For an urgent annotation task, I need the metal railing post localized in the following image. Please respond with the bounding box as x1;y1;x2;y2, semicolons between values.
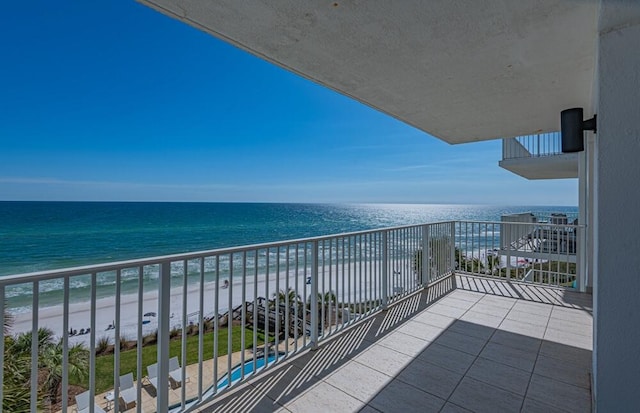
157;262;171;413
577;225;587;292
0;286;4;408
310;241;319;350
31;281;39;413
381;231;388;309
505;224;512;280
422;225;430;286
450;222;456;276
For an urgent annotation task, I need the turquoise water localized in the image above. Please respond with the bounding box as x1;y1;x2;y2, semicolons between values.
0;201;577;276
216;353;279;389
0;202;577;310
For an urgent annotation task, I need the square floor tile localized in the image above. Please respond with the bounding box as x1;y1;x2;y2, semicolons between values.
427;303;468;318
543;328;592;350
439;297;477;310
550;307;592;326
433;330;488;356
479;342;537;372
460;310;504;328
397;358;463;400
376;330;430;357
533;355;591;389
368;379;445;413
440;402;473;413
538;340;591;368
511;301;553;317
416;343;476;375
505;310;550;327
470;303;511;318
546;317;592;337
499;319;546;339
285;381;365;413
489;329;542;353
326;361;393;402
467;357;531;395
526;374;591;413
477;295;517;309
411;310;456;329
449;377;523;413
353;344;413;377
397;320;446;342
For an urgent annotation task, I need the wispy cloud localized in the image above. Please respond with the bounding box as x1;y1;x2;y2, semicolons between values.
385;164;437;172
0;177;238;191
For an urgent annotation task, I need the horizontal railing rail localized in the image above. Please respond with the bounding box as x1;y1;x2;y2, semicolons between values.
502;132;563;160
0;222;456;413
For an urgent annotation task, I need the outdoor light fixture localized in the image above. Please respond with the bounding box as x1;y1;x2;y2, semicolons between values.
561;108;597;153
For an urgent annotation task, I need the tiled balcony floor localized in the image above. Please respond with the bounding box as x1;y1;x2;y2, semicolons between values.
197;275;593;413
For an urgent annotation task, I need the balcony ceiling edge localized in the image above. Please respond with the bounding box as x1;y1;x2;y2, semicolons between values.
139;0;598;144
499;155;579;180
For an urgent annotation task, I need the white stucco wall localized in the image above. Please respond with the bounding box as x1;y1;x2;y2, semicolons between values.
594;0;640;409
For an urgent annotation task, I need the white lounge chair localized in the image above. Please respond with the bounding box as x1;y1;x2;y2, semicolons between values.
168;356;189;388
75;390;106;413
146;363;159;391
118;372;137;410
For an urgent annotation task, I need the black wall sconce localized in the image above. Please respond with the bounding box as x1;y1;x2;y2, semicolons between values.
561;108;597;153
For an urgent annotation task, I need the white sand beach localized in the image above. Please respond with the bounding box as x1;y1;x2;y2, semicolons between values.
11;261;417;346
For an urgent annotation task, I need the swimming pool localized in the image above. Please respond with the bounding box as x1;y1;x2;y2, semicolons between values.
169;353;283;412
216;353;280;389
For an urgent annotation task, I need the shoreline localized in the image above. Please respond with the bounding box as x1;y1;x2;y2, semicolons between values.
10;262;404;346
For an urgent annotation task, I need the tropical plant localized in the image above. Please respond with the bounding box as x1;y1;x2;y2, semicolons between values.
319;291;336;306
96;336;111;355
486;254;500;275
3;303;13;335
39;339;89;405
11;326;56;355
454;248;485;273
413;236;454;280
169;327;181;339
8;326;90;408
274;288;302;306
142;330;158;345
2;363;32;413
119;334;133;351
306;291;338;328
2;308;41;412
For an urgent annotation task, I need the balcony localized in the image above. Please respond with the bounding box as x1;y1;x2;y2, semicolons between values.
0;221;590;413
499;133;578;180
199;275;592;413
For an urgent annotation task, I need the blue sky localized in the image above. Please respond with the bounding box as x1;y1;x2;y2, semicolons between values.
0;2;577;205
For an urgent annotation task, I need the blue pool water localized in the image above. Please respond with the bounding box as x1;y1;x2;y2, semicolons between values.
216;353;279;389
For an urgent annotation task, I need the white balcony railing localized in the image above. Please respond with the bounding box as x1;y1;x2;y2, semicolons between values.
0;220;581;413
502;132;563;160
455;220;581;288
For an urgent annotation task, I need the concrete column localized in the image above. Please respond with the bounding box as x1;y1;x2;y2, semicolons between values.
594;1;640;410
578;137;587;292
586;134;596;291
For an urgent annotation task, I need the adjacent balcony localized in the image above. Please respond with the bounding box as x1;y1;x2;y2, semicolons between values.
499;133;579;180
0;220;591;413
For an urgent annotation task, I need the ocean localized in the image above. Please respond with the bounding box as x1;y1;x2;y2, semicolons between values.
0;202;577;310
1;202;578;275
